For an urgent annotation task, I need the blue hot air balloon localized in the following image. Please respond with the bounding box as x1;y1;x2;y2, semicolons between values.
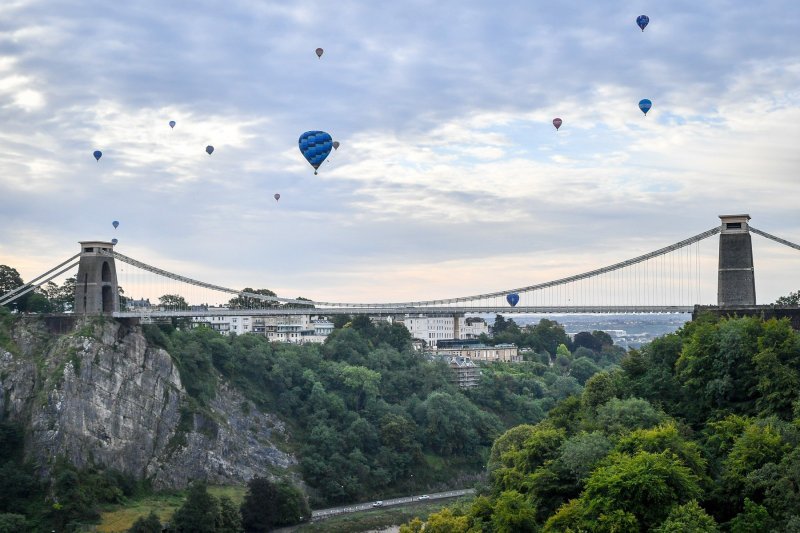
506;293;520;307
169;120;176;129
93;150;102;161
111;238;118;245
636;15;649;32
112;220;119;229
298;131;333;174
638;99;652;116
206;145;214;155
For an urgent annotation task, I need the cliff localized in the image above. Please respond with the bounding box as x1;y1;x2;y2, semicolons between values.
0;316;295;488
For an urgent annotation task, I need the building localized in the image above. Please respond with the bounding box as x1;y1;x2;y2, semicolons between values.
435;340;520;363
191;310;334;344
193;314;254;335
398;314;489;348
447;356;480;389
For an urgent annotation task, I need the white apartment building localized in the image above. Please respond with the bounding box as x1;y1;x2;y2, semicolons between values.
192;310;334;344
192;314;254;335
437;342;520;363
398;314;489;348
253;315;334;344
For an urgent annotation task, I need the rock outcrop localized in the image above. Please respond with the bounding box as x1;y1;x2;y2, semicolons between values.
0;316;295;489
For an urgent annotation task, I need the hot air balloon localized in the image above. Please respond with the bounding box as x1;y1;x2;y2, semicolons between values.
206;145;214;155
636;15;649;32
638;99;652;116
111;238;118;245
298;131;333;174
553;118;563;131
274;193;280;202
315;47;324;58
332;141;340;150
93;150;102;161
506;293;520;307
169;120;176;129
112;220;119;229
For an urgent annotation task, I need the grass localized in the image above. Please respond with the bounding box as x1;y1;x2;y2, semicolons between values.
97;485;248;533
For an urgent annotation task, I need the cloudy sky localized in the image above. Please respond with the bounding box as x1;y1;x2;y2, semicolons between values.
1;0;798;304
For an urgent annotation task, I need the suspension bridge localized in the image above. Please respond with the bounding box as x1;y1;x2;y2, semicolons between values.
1;214;798;318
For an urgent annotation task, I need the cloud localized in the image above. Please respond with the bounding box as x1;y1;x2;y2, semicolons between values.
1;0;798;305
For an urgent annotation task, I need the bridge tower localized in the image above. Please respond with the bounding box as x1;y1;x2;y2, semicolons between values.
73;241;120;314
718;214;756;306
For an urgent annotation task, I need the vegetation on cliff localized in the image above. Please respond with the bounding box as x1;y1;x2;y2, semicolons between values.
401;314;800;532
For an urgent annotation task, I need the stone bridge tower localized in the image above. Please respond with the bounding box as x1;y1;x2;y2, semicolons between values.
73;241;119;314
718;214;756;307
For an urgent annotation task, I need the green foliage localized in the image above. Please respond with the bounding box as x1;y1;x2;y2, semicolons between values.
729;498;771;533
170;482;221;533
240;476;309;531
490;490;537;532
775;289;800;305
580;451;703;530
655;500;719;532
218;496;244;533
128;511;163;533
413;315;800;532
555;431;613;483
593;397;666;435
0;514;26;533
615;423;707;479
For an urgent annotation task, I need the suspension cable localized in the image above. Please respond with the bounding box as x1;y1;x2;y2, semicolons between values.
749;226;800;251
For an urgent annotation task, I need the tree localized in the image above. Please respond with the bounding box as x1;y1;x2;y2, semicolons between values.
729;498;771;533
0;265;27;310
218;496;243;533
573;331;603;352
240;476;308;532
170;482;220;533
50;276;76;312
491;490;537;532
228;288;277;309
580;451;703;531
0;514;26;533
159;294;188;309
128;511;163;532
655;501;719;532
775;290;800;305
593;397;666;435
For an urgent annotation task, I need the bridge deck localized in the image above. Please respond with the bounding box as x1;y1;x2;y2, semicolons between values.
113;305;696;318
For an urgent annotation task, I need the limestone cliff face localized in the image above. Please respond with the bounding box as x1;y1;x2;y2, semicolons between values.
0;317;295;488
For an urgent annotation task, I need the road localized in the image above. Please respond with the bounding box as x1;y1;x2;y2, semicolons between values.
311;488;476;521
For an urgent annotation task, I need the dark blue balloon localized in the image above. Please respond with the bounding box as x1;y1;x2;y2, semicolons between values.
93;150;102;161
298;131;333;174
506;293;520;307
112;220;119;229
169;120;176;129
636;15;649;31
111;238;118;245
638;99;652;115
206;145;214;155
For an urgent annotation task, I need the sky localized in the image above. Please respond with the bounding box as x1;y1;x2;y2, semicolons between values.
1;0;798;305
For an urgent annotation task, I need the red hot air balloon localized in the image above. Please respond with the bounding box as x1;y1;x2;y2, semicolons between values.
553;118;563;131
315;48;324;58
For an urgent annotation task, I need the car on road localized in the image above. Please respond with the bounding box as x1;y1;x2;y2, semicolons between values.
372;501;383;507
417;495;430;500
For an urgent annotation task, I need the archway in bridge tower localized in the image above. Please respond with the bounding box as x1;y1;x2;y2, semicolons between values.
101;261;111;282
102;285;114;313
